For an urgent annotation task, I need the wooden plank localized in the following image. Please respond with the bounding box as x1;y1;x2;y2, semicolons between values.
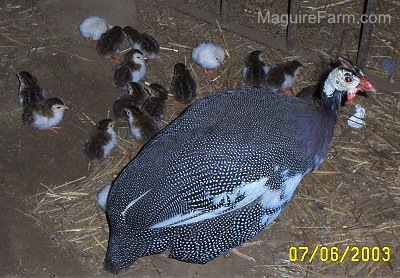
219;0;230;22
165;0;398;92
356;0;378;70
169;0;287;51
287;0;300;51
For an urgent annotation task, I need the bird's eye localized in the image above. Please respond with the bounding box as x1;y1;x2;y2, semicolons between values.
345;76;353;83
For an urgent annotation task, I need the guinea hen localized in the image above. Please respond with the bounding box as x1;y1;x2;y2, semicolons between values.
100;59;375;273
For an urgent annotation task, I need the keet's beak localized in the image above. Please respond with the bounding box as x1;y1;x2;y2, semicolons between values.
64;105;69;110
356;76;376;93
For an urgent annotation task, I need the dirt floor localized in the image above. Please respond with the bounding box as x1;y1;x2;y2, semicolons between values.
0;0;399;277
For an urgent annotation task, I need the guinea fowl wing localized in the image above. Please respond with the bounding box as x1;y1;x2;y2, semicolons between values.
105;88;331;271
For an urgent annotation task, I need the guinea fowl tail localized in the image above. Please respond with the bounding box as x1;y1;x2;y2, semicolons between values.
103;227;171;274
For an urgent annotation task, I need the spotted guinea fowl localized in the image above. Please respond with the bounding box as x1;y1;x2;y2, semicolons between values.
101;59;375;273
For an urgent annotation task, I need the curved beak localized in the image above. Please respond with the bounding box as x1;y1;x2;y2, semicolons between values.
356;76;376;93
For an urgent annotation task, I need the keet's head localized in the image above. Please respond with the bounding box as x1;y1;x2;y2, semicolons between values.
47;97;68;113
324;58;375;102
133;49;146;64
126;49;145;64
123;105;141;122
288;61;303;78
247;50;264;63
174;63;189;75
96;118;115;133
214;48;225;66
127;82;149;98
144;83;167;97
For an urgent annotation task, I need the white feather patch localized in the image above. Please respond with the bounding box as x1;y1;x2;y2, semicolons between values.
102;130;117;158
279;173;303;203
32;110;64;130
347;104;366;129
97;184;111;211
121;189;152;221
79;16;110;40
281;73;299;90
259;173;303;226
242;66;248;79
131;63;146;83
263;65;270;75
192;42;225;69
151;177;269;229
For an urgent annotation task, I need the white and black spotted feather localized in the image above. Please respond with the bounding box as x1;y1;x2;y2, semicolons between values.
103;62;374;273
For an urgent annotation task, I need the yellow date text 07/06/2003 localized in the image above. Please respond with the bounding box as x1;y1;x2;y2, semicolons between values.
288;246;391;263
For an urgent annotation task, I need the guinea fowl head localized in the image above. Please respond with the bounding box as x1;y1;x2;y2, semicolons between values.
246;50;264;64
96;118;115;133
47;97;68;113
123;105;143;124
127;82;149;99
131;49;145;64
323;58;375;104
288;60;303;79
174;63;190;76
145;83;168;98
124;49;145;64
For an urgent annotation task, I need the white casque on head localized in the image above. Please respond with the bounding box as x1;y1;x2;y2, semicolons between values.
323;68;360;98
